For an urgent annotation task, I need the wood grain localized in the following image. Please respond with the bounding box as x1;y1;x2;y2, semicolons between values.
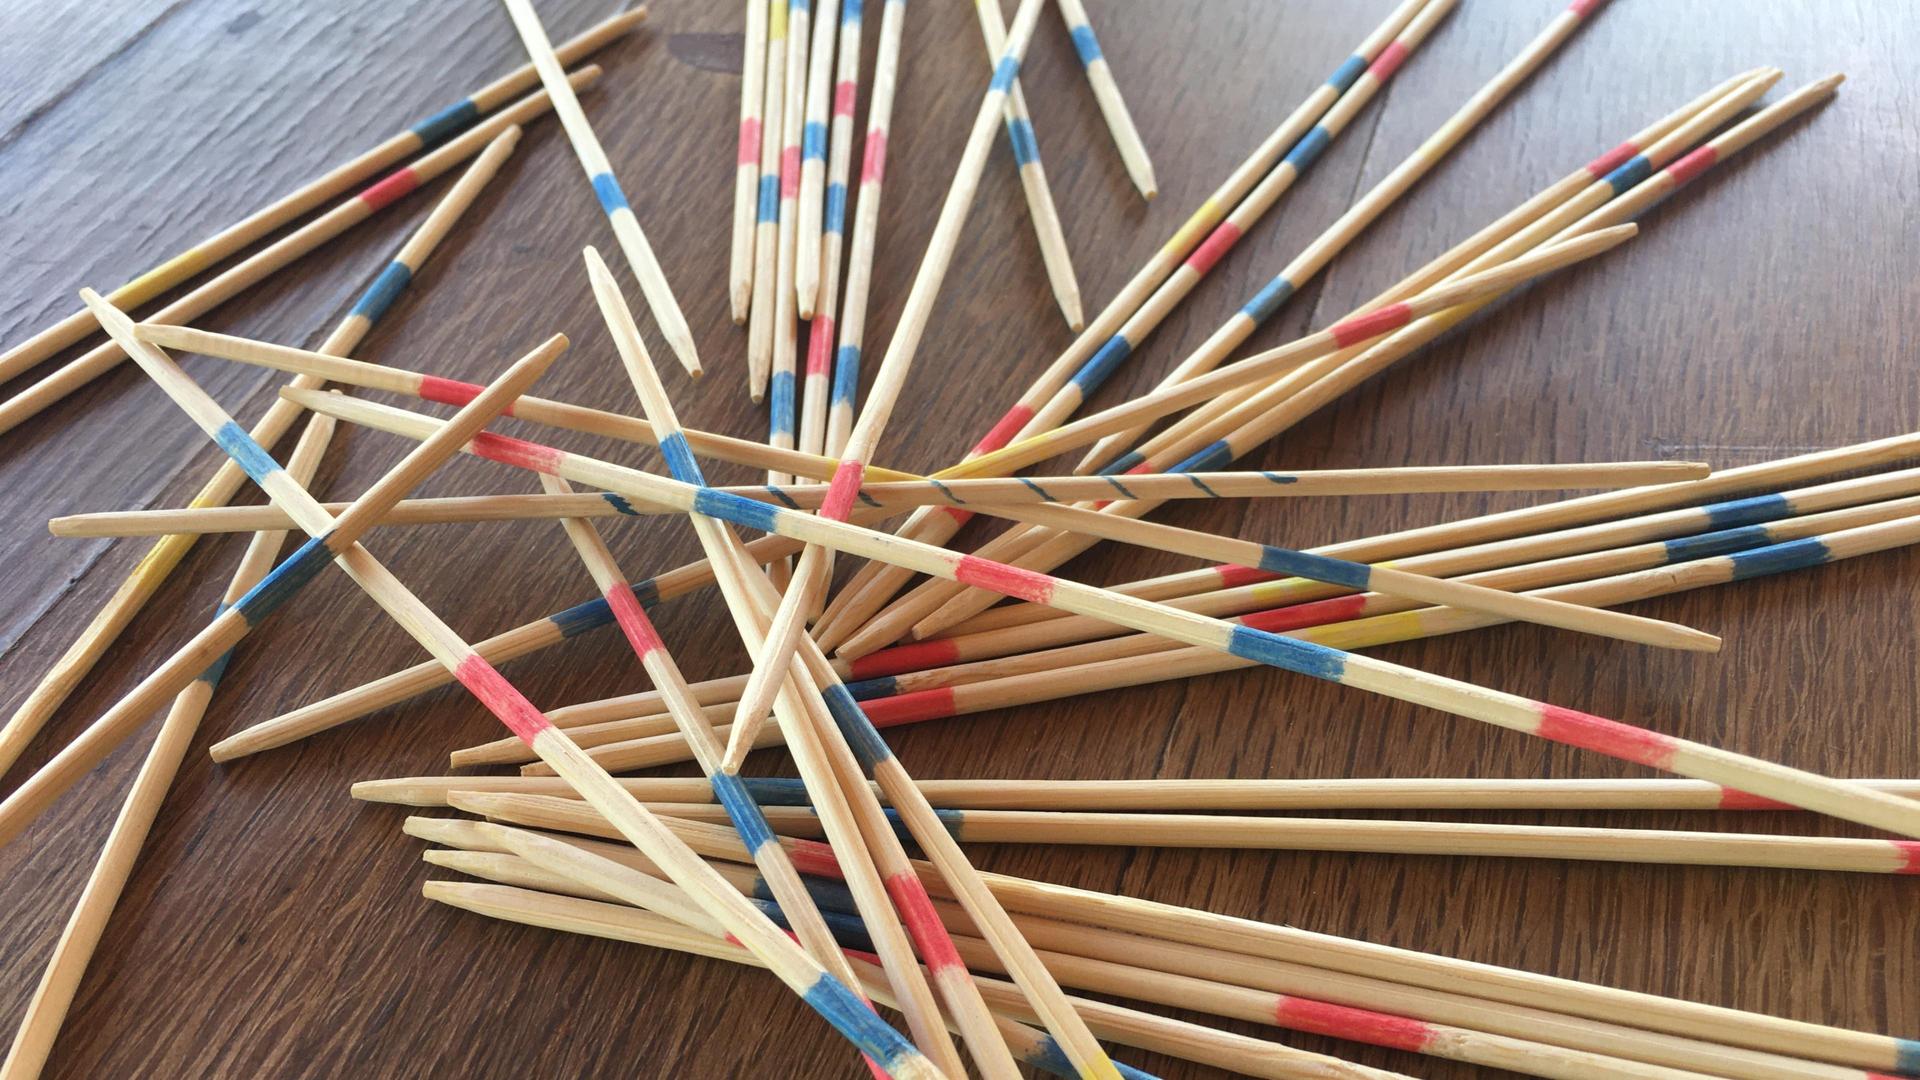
1;1;1916;1076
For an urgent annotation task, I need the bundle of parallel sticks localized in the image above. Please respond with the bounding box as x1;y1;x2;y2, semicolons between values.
1;0;1914;1077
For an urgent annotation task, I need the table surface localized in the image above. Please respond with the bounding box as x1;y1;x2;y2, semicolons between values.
2;1;1916;1076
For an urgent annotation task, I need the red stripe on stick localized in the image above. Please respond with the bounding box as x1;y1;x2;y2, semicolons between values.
781;147;803;197
1329;303;1412;348
861;687;958;727
805;317;835;375
1665;145;1719;187
884;871;967;972
1183;222;1242;277
973;404;1035;455
1584;140;1638;178
1367;41;1410;82
357;169;421;212
1535;705;1679;770
453;654;553;745
954;556;1055;604
470;431;566;474
833;80;857;117
787;839;845;880
1239;593;1369;633
605;584;664;657
860;131;888;184
1895;842;1920;874
1273;997;1434;1052
1213;564;1280;589
738;119;762;165
1717;788;1794;811
821;461;866;521
420;374;517;416
847;638;963;680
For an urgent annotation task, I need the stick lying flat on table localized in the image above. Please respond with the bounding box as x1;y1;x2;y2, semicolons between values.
0;126;530;780
499;0;699;376
0;8;642;384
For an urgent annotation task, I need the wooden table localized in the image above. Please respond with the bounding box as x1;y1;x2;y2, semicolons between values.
2;2;1915;1076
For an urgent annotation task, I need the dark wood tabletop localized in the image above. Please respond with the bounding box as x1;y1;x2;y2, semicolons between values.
2;1;1916;1076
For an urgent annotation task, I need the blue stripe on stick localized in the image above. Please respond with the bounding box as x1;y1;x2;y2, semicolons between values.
1282;126;1333;173
821;683;892;771
710;772;777;853
213;421;284;484
1660;523;1773;564
230;534;336;625
1726;537;1833;581
1004;117;1039;167
693;487;783;534
841;0;862;21
549;580;652;640
1225;625;1348;682
1892;1036;1920;1074
1601;154;1654;196
1700;492;1792;529
589;172;630;216
769;371;796;438
990;56;1020;94
1326;54;1368;91
1097;450;1145;476
741;777;814;805
1239;276;1295;323
348;261;413;324
1255;547;1373;589
600;492;642;516
798;973;917;1067
845;675;898;700
1070;336;1133;395
824;182;848;235
408;99;480;149
832;345;861;406
803;121;828;162
1172;440;1233;475
656;432;707;486
757;899;876;953
1068;25;1103;67
757;175;781;222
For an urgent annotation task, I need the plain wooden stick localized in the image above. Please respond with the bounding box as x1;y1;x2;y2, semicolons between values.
0;129;523;781
0;9;642;382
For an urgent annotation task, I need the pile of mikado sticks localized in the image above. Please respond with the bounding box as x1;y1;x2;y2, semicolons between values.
2;0;1915;1078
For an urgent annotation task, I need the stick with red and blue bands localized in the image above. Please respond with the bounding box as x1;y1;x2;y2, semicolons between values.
825;0;907;457
899;71;1799;652
0;10;641;385
586;248;987;1078
0;71;587;439
1054;0;1154;200
767;0;814;481
843;472;1920;682
234;421;1920;767
794;0;842;319
0;128;525;780
971;0;1083;329
500;0;700;377
798;0;866;460
535;473;902;1080
748;0;791;399
101;295;947;1080
317;391;1918;841
1012;0;1453;444
724;0;1055;770
0;297;563;849
809;0;1429;652
1103;66;1785;479
731;0;771;322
